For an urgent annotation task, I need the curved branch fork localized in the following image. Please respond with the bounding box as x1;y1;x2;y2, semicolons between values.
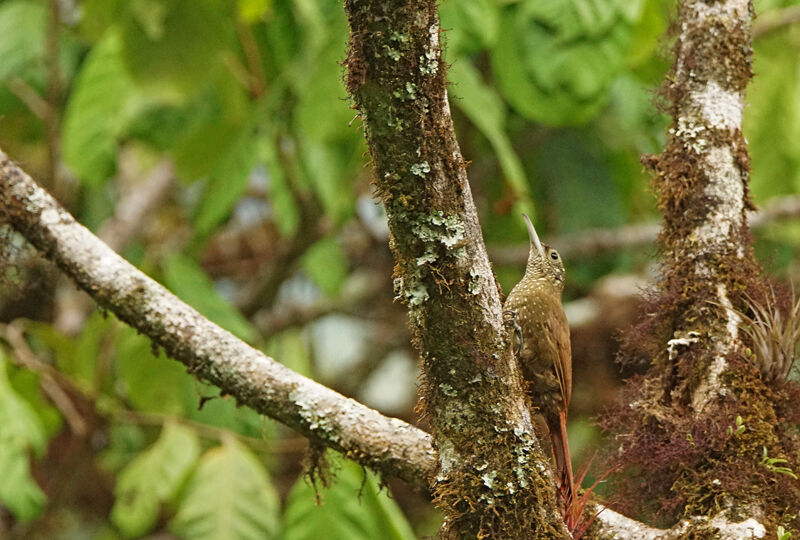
0;150;434;487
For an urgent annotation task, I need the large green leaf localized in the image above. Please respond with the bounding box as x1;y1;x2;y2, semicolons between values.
186;391;272;440
491;0;644;126
298;137;357;224
170;440;280;540
115;325;197;416
170;72;252;181
282;453;416;540
263;137;300;237
162;254;257;342
0;355;47;456
120;0;233;104
72;311;115;391
439;0;499;56
448;60;532;215
0;353;47;522
111;421;201;538
0;443;46;523
62;29;132;186
301;237;349;297
8;368;62;439
194;127;258;236
294;33;353;144
747;29;800;199
0;0;46;82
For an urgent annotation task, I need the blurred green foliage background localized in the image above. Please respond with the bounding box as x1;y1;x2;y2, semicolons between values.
1;0;799;537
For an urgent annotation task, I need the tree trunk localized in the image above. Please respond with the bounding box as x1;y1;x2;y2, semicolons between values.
608;0;800;533
343;0;567;537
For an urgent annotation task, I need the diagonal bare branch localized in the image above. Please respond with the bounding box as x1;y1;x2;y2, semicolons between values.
0;149;435;488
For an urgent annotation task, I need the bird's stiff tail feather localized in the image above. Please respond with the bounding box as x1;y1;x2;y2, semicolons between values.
548;408;574;506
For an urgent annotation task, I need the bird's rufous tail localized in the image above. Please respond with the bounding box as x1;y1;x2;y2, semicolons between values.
548;408;574;506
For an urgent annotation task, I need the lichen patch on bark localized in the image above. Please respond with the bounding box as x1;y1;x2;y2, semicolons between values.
343;0;566;535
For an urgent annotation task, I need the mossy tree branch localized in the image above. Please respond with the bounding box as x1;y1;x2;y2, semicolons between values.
343;0;566;537
610;0;800;532
645;0;759;412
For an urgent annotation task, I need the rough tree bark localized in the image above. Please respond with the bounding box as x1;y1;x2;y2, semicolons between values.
607;0;800;535
343;0;566;537
2;0;797;536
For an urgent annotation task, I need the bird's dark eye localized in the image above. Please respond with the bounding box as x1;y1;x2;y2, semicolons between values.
550;252;559;260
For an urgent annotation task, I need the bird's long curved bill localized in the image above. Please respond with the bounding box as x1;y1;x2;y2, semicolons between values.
522;213;545;259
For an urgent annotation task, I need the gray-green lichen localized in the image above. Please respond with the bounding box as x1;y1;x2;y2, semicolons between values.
412;210;465;248
410;161;430;176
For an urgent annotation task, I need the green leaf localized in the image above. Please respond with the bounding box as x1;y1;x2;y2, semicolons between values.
238;0;273;23
115;325;197;416
491;0;639;126
187;391;272;439
62;29;132;186
747;31;800;199
301;237;348;297
448;61;530;210
0;443;46;522
264;329;312;378
0;0;46;82
170;72;252;181
0;354;47;456
282;453;415;540
162;254;257;342
194;128;258;236
298;138;356;223
112;421;201;538
263;138;300;237
294;35;354;144
0;353;47;522
71;310;116;391
97;422;147;474
439;0;499;56
120;0;233;104
29;311;115;394
8;369;62;438
170;440;280;540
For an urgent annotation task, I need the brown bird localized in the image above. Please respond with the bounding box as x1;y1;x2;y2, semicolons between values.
503;214;574;505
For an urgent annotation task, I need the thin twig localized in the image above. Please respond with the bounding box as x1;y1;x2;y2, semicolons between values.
44;0;64;199
4;77;49;119
754;5;800;38
491;195;800;265
116;409;308;454
2;322;88;436
236;18;268;99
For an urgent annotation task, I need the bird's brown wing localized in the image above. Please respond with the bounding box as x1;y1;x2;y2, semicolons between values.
543;298;572;411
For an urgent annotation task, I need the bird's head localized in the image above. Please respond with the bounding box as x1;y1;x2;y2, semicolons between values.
522;213;565;289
